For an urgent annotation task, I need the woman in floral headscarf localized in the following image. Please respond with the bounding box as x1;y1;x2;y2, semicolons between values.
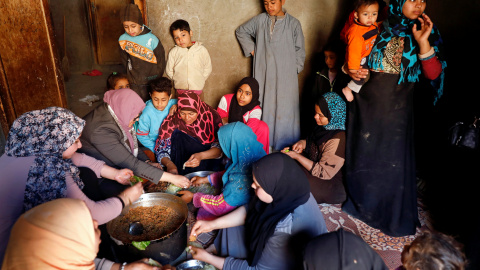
0;107;144;263
342;0;446;237
282;92;347;204
154;91;224;175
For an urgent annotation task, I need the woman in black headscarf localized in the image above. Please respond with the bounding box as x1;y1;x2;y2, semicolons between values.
303;228;388;270
217;77;270;153
188;153;328;270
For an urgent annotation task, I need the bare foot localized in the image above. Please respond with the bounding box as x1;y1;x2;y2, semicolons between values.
342;87;354;102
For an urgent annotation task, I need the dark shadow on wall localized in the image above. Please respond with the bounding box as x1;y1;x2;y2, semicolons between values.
299;0;351;138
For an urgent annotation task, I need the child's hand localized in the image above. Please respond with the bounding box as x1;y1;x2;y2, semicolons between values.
178;190;194;204
169;105;178;116
251;50;255;56
191;176;209;186
345;64;368;81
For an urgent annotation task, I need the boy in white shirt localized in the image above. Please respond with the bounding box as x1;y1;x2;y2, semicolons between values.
165;19;212;98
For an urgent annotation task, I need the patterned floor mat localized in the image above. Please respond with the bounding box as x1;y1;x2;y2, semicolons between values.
319;201;431;269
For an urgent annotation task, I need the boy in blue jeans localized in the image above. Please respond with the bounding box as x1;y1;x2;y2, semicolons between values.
235;0;305;151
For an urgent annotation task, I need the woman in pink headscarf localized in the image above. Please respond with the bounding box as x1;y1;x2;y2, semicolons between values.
80;88;190;199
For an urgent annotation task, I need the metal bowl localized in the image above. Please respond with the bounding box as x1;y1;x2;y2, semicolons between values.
184;171;216;180
176;259;206;270
106;192;188;265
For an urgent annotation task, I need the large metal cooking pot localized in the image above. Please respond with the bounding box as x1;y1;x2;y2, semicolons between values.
106;192;188;265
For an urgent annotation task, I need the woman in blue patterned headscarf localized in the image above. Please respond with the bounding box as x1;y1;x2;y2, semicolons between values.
179;122;266;220
343;0;445;237
282;92;347;204
368;0;446;104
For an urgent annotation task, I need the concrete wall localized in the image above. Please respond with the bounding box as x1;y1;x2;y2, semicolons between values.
146;0;350;106
47;0;480;117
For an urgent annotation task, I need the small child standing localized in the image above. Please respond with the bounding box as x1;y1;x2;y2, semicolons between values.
165;19;212;98
119;3;166;102
106;72;130;90
341;0;380;102
136;77;178;153
235;0;305;151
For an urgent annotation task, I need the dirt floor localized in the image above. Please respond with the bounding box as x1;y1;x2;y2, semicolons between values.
65;64;124;118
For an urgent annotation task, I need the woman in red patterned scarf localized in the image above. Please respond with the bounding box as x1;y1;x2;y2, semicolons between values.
154;91;224;175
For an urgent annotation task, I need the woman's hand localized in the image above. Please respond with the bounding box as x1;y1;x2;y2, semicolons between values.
190;220;215;238
188;246;225;269
292;140;306;153
119;182;144;206
178;190;194;204
191;176;209;186
168;105;178;116
114;169;134;185
163;173;191;189
413;13;433;54
185;153;203;168
281;148;300;160
189;246;210;262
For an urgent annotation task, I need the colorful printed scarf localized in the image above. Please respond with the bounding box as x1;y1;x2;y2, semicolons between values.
5;107;85;211
368;0;446;104
307;92;346;155
217;122;266;206
156;91;222;145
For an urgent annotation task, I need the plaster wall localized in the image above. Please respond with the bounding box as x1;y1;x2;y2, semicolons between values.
145;0;349;106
